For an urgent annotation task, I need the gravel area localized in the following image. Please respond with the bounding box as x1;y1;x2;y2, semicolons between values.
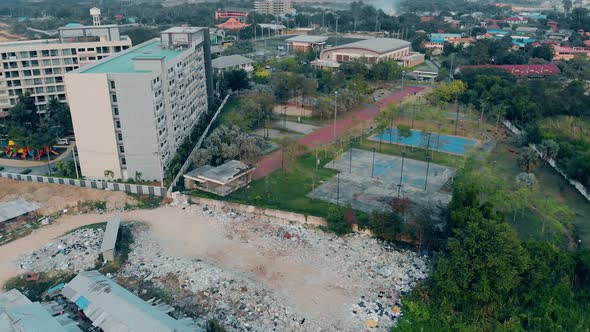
9;203;428;331
120;203;428;331
17;228;103;273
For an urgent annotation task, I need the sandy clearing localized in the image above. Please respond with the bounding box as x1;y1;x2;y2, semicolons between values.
0;207;354;321
0;178;135;215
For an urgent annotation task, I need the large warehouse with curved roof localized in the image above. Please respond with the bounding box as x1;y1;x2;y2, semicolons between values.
312;37;424;68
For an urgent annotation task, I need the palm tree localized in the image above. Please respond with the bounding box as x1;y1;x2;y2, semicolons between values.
491;104;508;133
104;170;114;179
538;139;559;164
517;147;540;172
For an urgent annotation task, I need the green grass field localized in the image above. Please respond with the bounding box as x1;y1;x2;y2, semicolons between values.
190;153;370;224
490;140;590;250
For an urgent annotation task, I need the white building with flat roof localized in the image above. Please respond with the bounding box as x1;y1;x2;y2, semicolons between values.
254;0;295;15
0;24;131;112
65;27;213;182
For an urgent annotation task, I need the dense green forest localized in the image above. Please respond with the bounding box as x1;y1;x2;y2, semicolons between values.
394;156;590;331
456;67;590;189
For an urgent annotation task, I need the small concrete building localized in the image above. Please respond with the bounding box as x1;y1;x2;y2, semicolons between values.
62;270;202;332
211;54;254;75
100;216;120;262
184;160;254;196
285;35;328;52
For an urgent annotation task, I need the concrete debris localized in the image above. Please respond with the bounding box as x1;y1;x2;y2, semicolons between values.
119;202;428;331
18;228;103;273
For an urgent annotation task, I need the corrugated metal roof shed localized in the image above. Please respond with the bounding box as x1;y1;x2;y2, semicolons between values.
0;199;41;223
63;271;203;332
0;289;82;332
100;216;121;253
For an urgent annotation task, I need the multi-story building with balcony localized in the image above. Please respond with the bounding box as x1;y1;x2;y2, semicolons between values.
64;27;213;182
254;0;295;16
0;24;131;112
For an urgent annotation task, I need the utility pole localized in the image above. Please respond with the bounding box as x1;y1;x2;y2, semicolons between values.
371;148;376;178
398;151;406;198
72;145;80;179
336;172;340;205
333;91;338;139
424;134;432;191
450;53;455;80
454;96;460;135
349;141;353;173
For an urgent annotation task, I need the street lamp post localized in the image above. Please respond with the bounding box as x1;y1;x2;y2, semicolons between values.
401;70;406;90
333;90;338;139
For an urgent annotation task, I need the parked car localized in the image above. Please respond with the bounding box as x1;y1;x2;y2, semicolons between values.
56;138;70;146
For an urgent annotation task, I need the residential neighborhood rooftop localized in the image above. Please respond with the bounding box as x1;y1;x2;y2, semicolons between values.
211;54;254;69
285;35;329;43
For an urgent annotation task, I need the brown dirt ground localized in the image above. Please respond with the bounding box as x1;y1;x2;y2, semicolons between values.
0;23;26;42
0;178;135;215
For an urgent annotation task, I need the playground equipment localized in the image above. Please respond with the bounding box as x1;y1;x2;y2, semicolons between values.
2;140;59;160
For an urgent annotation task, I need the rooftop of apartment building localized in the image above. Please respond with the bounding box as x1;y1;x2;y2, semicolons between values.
80;39;183;74
0;24;128;51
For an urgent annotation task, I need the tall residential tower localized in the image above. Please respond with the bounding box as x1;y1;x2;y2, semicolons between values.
0;24;131;112
65;27;213;182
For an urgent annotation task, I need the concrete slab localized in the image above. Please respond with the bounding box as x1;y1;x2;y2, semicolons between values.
272;121;319;135
308;149;454;214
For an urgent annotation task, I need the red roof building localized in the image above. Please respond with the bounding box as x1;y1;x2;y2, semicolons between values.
215;17;250;30
459;64;560;77
506;16;529;24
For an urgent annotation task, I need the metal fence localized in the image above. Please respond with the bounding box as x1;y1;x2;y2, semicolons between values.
167;94;230;193
503;120;590;202
0;172;166;197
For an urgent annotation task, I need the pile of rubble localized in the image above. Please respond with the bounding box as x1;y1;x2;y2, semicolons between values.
120;203;428;331
18;228;103;273
121;230;324;331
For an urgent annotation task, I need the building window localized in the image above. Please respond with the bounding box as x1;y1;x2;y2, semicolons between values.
118;133;123;141
111;94;117;103
110;81;116;89
113;107;119;116
116;121;121;128
119;145;125;153
121;157;126;165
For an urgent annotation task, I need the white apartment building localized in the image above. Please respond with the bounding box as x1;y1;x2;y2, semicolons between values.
254;0;295;15
0;24;131;112
65;27;213;182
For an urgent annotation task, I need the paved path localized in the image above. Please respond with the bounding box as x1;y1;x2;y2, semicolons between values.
252;86;427;179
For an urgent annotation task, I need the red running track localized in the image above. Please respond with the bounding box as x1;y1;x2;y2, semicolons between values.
252;86;427;179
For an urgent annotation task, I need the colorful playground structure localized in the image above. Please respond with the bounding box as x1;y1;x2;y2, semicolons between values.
0;140;59;160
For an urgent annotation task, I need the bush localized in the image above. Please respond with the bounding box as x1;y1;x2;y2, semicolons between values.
326;205;353;235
